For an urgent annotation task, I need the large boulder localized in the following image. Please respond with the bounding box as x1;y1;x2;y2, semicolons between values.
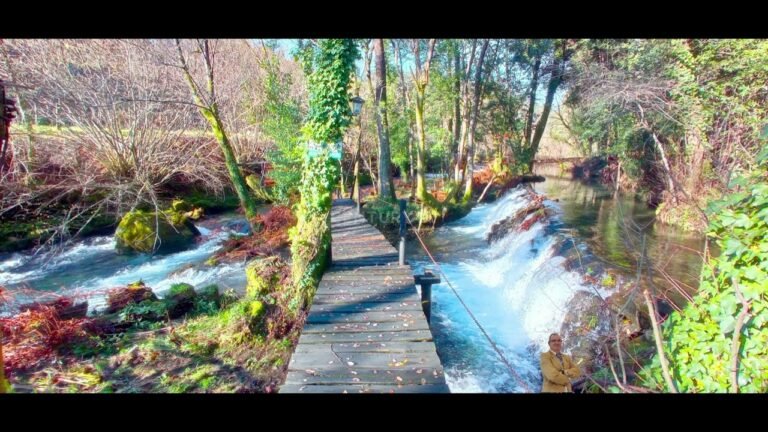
115;209;199;254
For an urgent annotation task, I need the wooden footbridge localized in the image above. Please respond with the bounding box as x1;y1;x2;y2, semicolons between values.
280;199;449;393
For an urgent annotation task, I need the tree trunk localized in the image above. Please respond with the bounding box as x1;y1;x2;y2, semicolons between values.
528;56;563;173
411;39;436;203
686;107;708;192
205;110;261;227
455;40;477;186
414;89;428;202
452;45;462;182
175;40;260;232
0;80;9;174
364;153;378;196
373;39;396;202
391;40;416;198
524;55;542;148
463;39;490;203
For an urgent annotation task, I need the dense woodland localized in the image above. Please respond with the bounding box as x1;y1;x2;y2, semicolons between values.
0;39;766;393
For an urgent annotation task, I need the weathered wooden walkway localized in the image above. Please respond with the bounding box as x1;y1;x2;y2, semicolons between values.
280;199;449;393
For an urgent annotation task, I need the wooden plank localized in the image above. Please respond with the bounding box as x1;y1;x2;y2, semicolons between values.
288;350;443;369
312;292;422;304
279;383;450;393
298;330;433;344
293;341;437;354
284;367;445;386
306;310;422;324
315;286;417;296
302;319;429;333
310;301;422;313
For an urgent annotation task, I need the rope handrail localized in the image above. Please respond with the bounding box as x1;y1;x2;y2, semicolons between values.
397;205;534;393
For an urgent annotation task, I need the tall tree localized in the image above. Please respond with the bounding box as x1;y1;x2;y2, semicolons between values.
462;39;491;202
175;39;261;232
391;39;415;195
528;40;569;172
410;39;437;203
454;40;477;186
373;39;396;201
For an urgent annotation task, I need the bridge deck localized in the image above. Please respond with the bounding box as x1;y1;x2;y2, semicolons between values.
280;199;449;393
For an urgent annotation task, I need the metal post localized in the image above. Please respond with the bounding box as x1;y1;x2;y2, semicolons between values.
398;199;406;265
421;282;432;323
414;270;440;324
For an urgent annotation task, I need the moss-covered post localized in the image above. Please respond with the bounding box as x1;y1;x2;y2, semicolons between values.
290;39;359;314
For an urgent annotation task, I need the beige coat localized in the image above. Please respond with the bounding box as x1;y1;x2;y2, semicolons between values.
540;350;581;393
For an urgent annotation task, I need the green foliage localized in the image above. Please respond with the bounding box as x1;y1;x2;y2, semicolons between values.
118;300;170;324
567;39;768;196
302;39;360;144
256;55;305;205
640;146;768;392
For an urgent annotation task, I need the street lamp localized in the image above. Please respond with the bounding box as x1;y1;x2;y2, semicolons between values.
350;96;364;117
349;96;364;212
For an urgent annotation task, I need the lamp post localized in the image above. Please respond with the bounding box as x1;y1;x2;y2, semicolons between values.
350;96;364;117
350;96;364;212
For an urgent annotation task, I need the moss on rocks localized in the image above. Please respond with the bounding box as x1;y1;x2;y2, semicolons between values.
115;209;198;254
245;256;287;298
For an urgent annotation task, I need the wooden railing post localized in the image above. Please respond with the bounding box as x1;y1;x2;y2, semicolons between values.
398;199;406;265
414;270;440;324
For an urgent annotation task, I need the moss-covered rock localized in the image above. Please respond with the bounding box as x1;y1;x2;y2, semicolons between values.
114;209;198;254
164;283;197;318
245;256;287;298
106;284;159;314
171;199;204;220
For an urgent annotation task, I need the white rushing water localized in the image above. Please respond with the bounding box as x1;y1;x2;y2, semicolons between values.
408;186;599;393
0;214;251;312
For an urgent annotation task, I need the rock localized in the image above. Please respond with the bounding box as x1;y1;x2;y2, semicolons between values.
115;209;199;254
486;191;550;243
106;285;158;314
164;283;197;318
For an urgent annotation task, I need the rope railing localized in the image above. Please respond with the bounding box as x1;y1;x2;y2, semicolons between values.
371;198;535;393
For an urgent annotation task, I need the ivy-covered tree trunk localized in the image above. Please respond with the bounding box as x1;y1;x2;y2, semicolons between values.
204;110;260;226
291;39;358;314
